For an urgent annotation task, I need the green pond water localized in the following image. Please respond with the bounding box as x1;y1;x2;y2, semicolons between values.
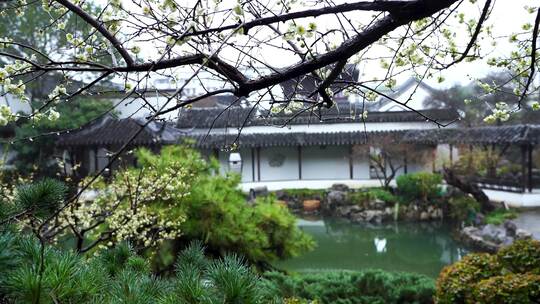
275;216;468;278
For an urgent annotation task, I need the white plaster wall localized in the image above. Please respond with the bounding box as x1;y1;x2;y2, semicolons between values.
352;146;371;179
435;144;452;170
386;156;406;177
301;146;350;180
406;146;435;173
259;146;299;181
239;148;254;182
484;189;540;208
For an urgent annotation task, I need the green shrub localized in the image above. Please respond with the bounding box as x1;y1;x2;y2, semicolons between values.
281;189;326;199
448;196;480;223
485;209;518;225
497;239;540;274
396;173;442;203
370;188;398;204
177;166;315;265
58;145;314;267
435;239;540;304
471;273;540;303
435;253;501;304
348;190;374;207
263;270;435;304
347;188;397;208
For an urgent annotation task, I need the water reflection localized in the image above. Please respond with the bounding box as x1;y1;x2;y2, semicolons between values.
275;216;468;278
374;237;387;253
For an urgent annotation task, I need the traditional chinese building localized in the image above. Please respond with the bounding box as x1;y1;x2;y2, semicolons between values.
55;73;540;207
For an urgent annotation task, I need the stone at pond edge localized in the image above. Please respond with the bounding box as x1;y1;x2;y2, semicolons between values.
516;228;533;240
459;226;500;253
249;186;268;200
351;210;387;224
481;224;507;244
504;220;517;237
369;199;386;210
330;183;349;191
336;205;363;218
459;220;534;253
325;189;349;212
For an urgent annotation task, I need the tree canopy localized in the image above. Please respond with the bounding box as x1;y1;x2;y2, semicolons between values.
0;0;538;130
0;0;539;224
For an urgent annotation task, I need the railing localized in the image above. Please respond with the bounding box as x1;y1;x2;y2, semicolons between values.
468;175;540;193
470;176;524;193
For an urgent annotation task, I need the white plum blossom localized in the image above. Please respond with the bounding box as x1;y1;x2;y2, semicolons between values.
48;109;60;121
484;102;511;123
56;154;194;251
48;85;67;102
362;110;368;120
0;105;13;126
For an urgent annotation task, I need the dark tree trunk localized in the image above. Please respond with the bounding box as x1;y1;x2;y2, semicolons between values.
443;167;497;213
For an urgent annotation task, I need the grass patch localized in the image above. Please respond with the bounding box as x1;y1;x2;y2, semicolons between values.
280;188;326;198
485;209;518;225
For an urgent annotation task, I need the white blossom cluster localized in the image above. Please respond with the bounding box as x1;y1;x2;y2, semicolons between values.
0;58;31;125
58;160;193;251
283;21;317;42
271;100;304;115
484;102;511;123
0;41;63;124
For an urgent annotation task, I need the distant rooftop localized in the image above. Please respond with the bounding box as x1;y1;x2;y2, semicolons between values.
57;116;540;149
176;107;459;129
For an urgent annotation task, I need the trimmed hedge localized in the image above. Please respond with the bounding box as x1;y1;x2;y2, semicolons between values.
497;239;540;274
262;269;435;304
348;188;398;207
472;273;540;303
281;189;326;199
396;173;442;203
435;254;502;303
435;239;540;304
369;188;398;204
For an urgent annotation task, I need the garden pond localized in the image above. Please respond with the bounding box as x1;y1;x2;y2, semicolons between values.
274;216;468;278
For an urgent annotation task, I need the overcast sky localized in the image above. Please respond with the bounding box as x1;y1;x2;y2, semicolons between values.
97;0;536;92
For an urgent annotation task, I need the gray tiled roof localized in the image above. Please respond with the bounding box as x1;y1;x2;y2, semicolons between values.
176;107;460;128
402;124;540;145
58;117;540;148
